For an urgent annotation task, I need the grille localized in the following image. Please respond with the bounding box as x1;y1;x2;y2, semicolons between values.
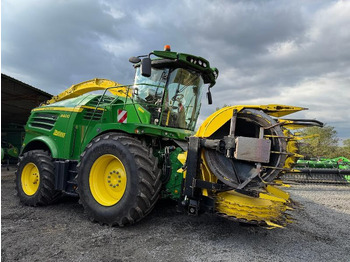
29;113;58;131
87;96;114;107
83;109;104;121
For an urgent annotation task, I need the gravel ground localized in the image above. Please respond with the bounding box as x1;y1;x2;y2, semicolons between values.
2;166;350;262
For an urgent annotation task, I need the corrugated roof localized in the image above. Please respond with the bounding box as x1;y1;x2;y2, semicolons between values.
1;74;53;125
1;74;52;97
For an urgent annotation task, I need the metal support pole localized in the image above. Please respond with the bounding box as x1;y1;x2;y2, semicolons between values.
226;109;238;158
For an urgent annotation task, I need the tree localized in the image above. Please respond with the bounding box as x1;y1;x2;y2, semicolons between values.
343;138;350;148
337;139;350;159
299;125;339;158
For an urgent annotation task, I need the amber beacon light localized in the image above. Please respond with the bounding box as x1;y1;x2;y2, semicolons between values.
164;45;171;51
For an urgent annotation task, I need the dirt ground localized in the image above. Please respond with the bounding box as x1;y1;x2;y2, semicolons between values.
2;166;350;262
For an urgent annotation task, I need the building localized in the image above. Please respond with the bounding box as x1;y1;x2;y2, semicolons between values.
1;74;52;162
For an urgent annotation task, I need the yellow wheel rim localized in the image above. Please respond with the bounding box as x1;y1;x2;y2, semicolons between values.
89;154;127;206
21;162;40;196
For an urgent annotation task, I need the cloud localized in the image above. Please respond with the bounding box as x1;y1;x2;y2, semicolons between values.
2;0;349;139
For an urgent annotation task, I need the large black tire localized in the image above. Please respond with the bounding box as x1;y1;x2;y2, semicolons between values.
77;133;161;226
15;150;60;206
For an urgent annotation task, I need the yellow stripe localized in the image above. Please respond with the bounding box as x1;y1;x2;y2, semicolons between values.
80;105;105;111
32;107;83;112
32;105;105;113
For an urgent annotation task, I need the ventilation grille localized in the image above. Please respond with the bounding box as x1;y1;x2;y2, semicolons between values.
87;96;114;107
83;109;104;121
29;113;58;131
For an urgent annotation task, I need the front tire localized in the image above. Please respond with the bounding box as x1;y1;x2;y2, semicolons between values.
16;150;60;206
77;133;161;226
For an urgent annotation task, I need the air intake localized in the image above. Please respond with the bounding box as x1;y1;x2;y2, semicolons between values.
83;108;104;121
29;113;58;131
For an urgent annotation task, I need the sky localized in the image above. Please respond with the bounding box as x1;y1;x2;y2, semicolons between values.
2;0;349;141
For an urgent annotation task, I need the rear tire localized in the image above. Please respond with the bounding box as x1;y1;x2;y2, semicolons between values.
16;150;60;206
77;133;161;226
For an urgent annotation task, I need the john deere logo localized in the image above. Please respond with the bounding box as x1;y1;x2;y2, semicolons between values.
53;129;66;138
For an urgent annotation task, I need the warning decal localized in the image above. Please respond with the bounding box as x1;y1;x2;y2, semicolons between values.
117;110;127;123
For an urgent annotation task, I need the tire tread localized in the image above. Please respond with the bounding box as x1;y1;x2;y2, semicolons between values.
78;132;161;226
15;150;61;206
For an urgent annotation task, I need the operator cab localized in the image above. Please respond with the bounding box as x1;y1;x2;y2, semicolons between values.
131;45;218;131
133;67;204;130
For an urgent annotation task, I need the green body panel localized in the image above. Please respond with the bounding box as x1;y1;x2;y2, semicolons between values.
163;147;184;199
1;146;19;160
22;133;59;157
22;94;193;160
126;103;151;124
6;147;19;158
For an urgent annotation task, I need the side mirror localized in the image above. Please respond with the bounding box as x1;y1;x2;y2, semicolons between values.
141;57;152;77
129;56;141;63
207;90;213;105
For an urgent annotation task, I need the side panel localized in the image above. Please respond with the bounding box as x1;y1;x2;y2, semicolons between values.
22;95;193;160
22;109;72;158
22;135;59;158
68;102;192;160
52;112;73;157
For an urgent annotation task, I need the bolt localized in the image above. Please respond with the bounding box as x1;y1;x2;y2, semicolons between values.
109;184;113;186
108;180;111;183
118;175;121;178
108;175;111;178
189;207;195;214
110;172;112;174
116;171;119;174
118;180;121;183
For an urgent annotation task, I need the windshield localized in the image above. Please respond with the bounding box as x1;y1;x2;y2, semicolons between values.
133;67;168;122
161;68;204;130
